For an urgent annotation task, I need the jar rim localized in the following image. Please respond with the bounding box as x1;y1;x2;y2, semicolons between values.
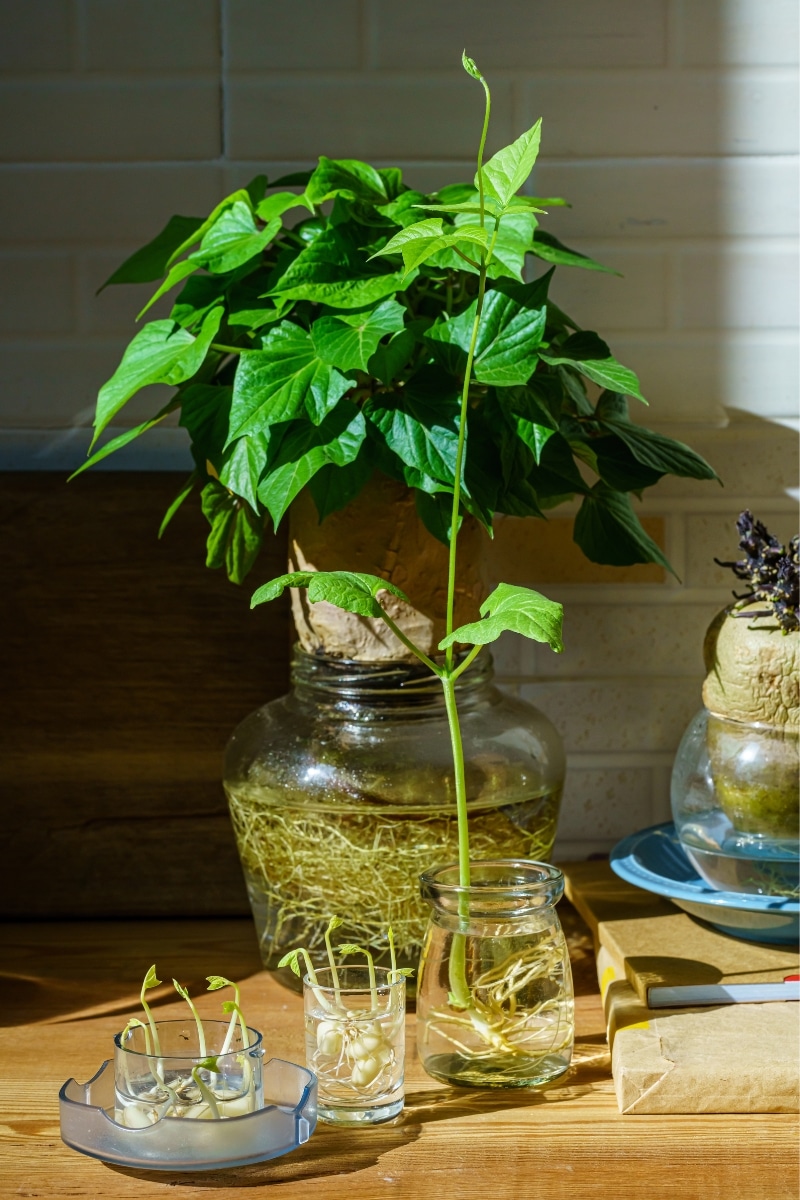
302;965;406;994
114;1019;263;1058
290;645;494;702
419;859;564;896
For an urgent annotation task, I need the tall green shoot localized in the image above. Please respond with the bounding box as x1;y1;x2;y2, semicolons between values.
173;978;207;1058
325;915;344;1004
251;55;562;904
207;974;246;1055
140;964;163;1057
338;942;378;1008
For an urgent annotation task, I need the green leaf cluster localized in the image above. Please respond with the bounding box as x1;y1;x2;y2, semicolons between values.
252;571;564;659
82;130;717;582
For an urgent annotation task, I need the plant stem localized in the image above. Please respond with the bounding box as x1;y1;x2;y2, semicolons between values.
379;610;442;675
363;948;378;1010
475;75;492;232
324;922;342;1006
121;1017;148;1051
219;981;242;1054
140;990;162;1058
450;644;483;684
441;68;498;893
175;982;207;1058
441;674;470;888
191;1065;221;1119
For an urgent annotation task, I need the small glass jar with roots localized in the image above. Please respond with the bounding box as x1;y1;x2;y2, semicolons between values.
416;860;574;1088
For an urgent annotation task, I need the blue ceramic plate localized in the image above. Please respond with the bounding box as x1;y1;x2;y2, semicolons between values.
610;822;799;945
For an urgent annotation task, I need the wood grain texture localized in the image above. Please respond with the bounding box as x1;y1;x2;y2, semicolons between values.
0;472;290;919
0;916;796;1200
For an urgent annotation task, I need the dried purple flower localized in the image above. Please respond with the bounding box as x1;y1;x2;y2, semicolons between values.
715;510;799;633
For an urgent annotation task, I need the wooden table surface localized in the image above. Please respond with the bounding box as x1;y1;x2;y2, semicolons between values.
1;913;797;1200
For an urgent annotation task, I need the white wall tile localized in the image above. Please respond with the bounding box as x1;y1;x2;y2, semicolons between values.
523;603;718;680
84;0;220;72
532;158;800;241
519;679;699;753
684;510;797;587
0;82;221;162
677;246;800;330
0;341;169;426
522;72;798;158
78;251;174;333
0;166;224;244
0;1;796;860
0;254;75;334
678;0;800;67
557;766;654;840
606;335;799;422
0;424;190;471
651;763;673;825
0;1;74;72
649;420;799;498
370;0;668;69
540;247;668;331
225;0;361;70
227;78;514;160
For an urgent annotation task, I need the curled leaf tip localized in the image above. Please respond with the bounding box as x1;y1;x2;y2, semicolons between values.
278;949;301;976
337;942;362;956
462;50;483;81
143;964;161;990
196;1055;219;1073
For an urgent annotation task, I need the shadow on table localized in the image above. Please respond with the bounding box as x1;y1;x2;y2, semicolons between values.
0;970;241;1027
106;1038;610;1189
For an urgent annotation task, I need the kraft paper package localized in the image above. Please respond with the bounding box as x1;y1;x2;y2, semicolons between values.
562;861;800;1115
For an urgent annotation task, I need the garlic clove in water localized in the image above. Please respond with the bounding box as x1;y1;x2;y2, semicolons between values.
316;1019;344;1056
351;1054;385;1088
352;1026;386;1055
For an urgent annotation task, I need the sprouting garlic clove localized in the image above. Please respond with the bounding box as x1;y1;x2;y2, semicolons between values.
316;1019;344;1056
353;1029;386;1054
351;1054;384;1087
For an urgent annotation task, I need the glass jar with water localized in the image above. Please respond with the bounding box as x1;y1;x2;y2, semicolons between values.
671;707;799;896
224;648;565;985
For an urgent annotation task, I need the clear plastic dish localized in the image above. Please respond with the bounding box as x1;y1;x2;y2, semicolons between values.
59;1057;317;1171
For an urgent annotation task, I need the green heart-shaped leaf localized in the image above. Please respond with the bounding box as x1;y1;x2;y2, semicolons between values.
97;214;204;291
476;120;542;208
574;482;675;574
92;306;223;446
230;321;350;438
440;582;563;653
311;299;406;372
251;569;409;618
540;332;647;403
256;404;366;526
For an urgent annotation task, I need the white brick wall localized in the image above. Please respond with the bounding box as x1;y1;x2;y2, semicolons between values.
0;0;797;857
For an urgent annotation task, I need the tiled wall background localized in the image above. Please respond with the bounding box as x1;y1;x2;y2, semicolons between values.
1;0;797;857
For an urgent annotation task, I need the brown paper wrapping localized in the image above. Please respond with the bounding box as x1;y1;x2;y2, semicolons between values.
288;475;486;661
563;861;800;1115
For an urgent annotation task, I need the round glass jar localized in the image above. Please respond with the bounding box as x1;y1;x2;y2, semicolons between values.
224;649;565;985
671;707;799;896
416;860;574;1088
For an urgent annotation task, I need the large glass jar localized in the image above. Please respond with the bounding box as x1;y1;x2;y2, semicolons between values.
671;708;799;896
416;860;574;1088
224;649;565;984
